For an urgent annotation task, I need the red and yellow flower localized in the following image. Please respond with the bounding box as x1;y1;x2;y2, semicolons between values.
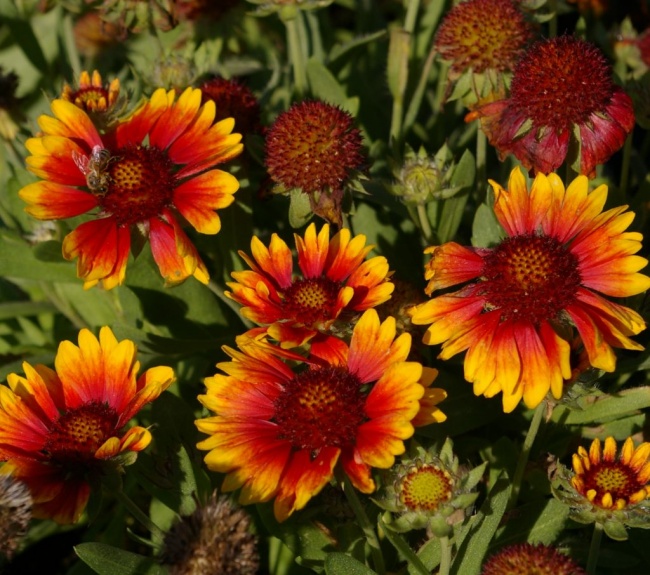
409;168;650;412
571;437;650;511
551;436;650;539
196;309;446;522
0;327;174;524
20;86;243;289
226;223;394;358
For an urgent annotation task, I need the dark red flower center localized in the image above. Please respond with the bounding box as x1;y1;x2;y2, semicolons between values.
399;464;453;512
581;462;643;503
434;0;533;75
510;36;614;130
265;101;364;194
99;145;176;226
480;234;581;325
282;277;341;326
43;401;119;464
272;366;367;452
482;543;586;575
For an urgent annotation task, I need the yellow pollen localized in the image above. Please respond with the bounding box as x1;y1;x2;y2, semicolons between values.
293;283;329;310
400;465;453;511
594;467;631;492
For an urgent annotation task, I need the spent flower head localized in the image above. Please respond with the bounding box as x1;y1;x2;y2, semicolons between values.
73;12;125;59
434;0;535;106
377;438;486;537
481;543;586;575
0;475;32;561
200;77;262;136
469;35;635;176
550;436;650;540
265;100;365;226
160;491;259;575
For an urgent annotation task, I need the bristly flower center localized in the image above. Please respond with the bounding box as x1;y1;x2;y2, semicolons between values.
480;234;582;324
100;144;176;226
272;366;366;452
510;35;614;130
43;401;119;464
282;277;341;326
584;463;641;502
398;464;453;512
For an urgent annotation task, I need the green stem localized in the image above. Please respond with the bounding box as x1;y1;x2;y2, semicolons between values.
619;131;633;200
206;279;254;329
507;401;546;510
337;471;385;575
285;15;307;96
417;203;434;244
306;10;324;62
439;536;452;575
476;127;487;198
113;487;166;542
390;97;404;146
586;522;604;575
404;0;421;35
403;42;437;134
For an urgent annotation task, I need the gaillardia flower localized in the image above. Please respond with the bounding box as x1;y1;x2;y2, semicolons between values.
551;437;650;540
409;168;650;412
265;100;364;225
434;0;535;105
481;543;585;575
378;438;486;537
196;309;446;522
226;222;394;359
469;35;635;176
0;327;174;524
60;70;124;131
20;87;243;289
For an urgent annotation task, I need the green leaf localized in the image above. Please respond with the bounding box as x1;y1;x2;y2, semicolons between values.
471;203;505;247
288;188;313;229
452;476;511;575
33;240;66;262
324;553;377;575
412;538;441;574
306;58;358;114
437;149;475;243
328;30;387;65
6;17;48;72
74;543;165;575
556;387;650;424
494;498;570;547
257;503;335;572
379;516;429;575
0;301;55;321
0;229;77;282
